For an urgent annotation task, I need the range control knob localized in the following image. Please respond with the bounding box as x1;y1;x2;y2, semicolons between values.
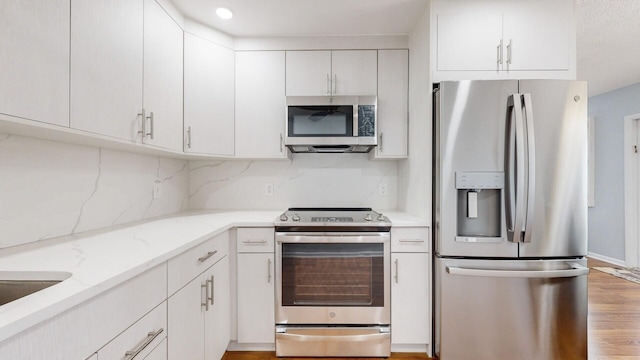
377;213;386;221
364;213;373;221
292;214;301;222
279;214;288;221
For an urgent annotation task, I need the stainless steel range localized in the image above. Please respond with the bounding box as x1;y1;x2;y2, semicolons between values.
274;208;391;358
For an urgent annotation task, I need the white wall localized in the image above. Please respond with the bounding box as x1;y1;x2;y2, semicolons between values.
588;82;640;262
397;2;431;220
189;155;397;210
0;133;189;248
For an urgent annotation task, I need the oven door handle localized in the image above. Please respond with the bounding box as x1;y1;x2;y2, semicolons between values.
276;327;389;342
276;233;390;243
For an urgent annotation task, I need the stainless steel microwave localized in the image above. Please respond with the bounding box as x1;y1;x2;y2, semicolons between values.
285;96;377;153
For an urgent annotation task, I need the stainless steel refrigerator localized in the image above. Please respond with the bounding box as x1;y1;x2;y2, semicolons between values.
433;80;589;360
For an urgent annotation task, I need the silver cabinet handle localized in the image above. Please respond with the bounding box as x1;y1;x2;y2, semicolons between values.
446;264;589;278
379;132;383;152
326;74;330;95
497;39;503;67
332;73;337;94
146;112;154;140
506;39;513;69
124;328;164;360
279;133;284;153
201;282;209;311
399;238;425;243
268;258;272;283
198;250;217;263
208;275;214;305
138;109;146;139
242;239;268;244
186;126;192;149
394;259;399;284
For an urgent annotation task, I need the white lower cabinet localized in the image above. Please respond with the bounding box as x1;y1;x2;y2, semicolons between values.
168;255;230;360
237;253;275;343
390;227;431;353
236;228;275;345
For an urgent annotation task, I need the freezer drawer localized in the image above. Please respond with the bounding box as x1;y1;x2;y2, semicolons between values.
435;258;588;360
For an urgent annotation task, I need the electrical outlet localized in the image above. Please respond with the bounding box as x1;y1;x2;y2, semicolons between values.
153;182;162;199
379;183;388;197
265;183;274;196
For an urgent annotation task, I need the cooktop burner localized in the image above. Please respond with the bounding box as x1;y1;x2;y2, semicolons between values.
275;207;390;231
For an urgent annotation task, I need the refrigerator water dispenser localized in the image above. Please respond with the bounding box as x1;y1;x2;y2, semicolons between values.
455;172;504;242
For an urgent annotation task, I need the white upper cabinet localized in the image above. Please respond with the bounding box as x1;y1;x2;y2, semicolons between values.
184;33;235;156
330;50;378;96
374;50;408;159
142;0;184;152
436;12;503;71
235;51;288;159
286;50;377;96
432;0;575;81
502;0;571;71
285;51;332;96
0;0;70;127
70;0;144;141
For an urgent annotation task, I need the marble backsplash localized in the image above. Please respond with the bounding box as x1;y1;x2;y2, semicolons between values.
189;154;398;210
0;133;189;248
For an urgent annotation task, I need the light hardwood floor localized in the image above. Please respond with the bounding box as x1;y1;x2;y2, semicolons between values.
223;258;640;359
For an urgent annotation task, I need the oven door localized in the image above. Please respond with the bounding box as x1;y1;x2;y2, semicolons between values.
275;232;390;325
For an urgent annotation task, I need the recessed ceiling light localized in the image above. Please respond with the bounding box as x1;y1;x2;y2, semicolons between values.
216;7;233;20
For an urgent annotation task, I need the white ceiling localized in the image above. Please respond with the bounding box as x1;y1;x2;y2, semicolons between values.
170;0;640;97
170;0;429;37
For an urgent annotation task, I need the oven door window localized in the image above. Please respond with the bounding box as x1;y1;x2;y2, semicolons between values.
281;243;384;307
287;106;353;137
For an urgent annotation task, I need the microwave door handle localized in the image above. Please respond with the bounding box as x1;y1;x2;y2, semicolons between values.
353;104;359;137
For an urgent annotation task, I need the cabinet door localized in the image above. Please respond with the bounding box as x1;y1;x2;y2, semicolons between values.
375;50;408;158
70;0;143;141
391;253;430;345
331;50;377;96
184;33;235;155
142;0;183;151
285;51;331;96
502;0;571;71
436;12;503;71
168;274;205;360
0;0;70;127
235;51;287;158
205;256;230;360
237;253;275;343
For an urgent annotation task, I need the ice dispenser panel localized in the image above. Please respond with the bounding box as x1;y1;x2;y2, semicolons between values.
455;172;504;243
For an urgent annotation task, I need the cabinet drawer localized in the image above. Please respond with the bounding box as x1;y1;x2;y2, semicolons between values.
391;227;430;253
98;301;167;360
237;227;274;253
168;231;229;295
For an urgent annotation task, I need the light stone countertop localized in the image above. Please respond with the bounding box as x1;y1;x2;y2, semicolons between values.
0;210;428;344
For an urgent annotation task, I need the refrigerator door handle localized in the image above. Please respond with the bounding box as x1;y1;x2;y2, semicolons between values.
522;93;536;244
446;263;589;278
505;94;526;243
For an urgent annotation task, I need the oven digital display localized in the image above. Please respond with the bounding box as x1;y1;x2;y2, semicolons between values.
281;243;384;307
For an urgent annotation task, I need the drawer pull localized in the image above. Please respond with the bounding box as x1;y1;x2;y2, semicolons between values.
242;239;268;244
198;250;218;263
124;328;164;360
399;239;425;243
